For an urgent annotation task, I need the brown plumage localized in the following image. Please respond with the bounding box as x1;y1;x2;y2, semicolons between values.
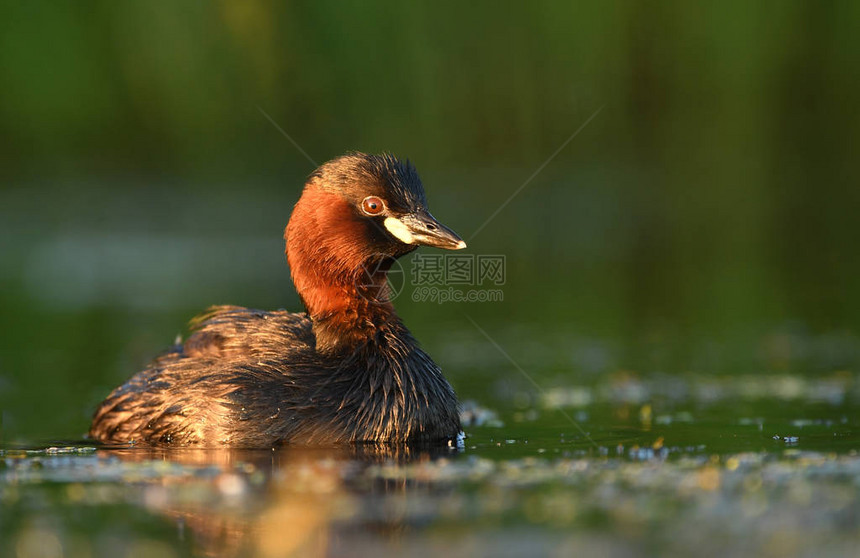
89;153;466;447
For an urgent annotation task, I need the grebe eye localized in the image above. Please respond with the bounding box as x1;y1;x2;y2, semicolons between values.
361;196;385;215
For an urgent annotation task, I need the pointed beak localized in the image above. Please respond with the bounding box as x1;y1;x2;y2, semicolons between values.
384;211;467;250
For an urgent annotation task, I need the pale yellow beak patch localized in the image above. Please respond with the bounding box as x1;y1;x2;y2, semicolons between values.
383;217;415;244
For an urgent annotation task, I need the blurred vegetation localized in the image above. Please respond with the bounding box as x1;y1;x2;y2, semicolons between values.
1;1;859;441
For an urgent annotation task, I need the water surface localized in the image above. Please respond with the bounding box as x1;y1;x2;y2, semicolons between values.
3;372;859;558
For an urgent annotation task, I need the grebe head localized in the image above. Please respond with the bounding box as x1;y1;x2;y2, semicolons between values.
285;153;465;343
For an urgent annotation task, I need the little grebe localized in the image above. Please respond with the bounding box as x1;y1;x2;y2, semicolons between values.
90;153;466;447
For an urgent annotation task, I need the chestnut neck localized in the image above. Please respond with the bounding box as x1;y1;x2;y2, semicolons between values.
285;185;404;352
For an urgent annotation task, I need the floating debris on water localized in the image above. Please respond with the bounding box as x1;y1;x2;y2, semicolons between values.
541;373;859;409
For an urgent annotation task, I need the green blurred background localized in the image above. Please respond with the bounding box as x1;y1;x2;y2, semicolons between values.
1;1;858;442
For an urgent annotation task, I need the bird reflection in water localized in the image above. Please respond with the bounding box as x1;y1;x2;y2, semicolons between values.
99;443;462;557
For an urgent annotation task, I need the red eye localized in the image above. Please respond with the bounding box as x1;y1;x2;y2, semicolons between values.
361;196;385;215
